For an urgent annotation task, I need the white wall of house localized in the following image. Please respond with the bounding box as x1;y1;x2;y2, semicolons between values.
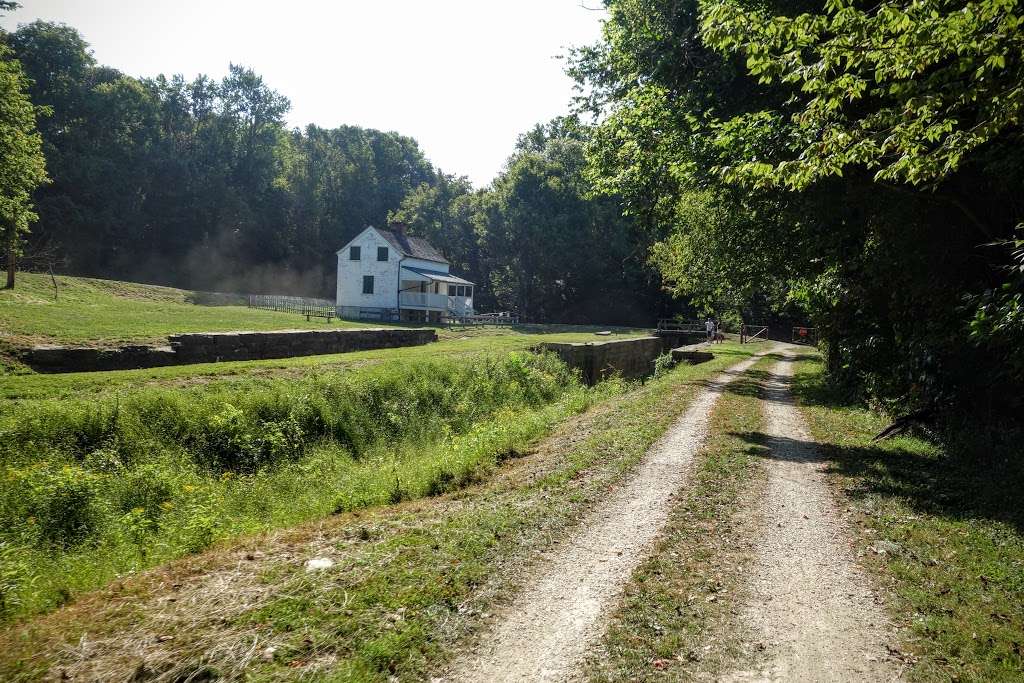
336;226;471;319
336;227;402;314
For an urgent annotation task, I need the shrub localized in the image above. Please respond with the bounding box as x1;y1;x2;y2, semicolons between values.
653;352;676;378
115;463;175;522
24;466;106;547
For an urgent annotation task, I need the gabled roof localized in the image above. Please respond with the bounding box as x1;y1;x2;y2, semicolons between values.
375;228;448;264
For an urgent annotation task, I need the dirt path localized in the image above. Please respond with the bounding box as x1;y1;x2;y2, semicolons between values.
722;352;901;682
446;347;776;683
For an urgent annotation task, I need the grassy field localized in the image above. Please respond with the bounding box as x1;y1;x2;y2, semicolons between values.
0;273;388;348
0;272;649;398
0;343;760;682
791;356;1024;682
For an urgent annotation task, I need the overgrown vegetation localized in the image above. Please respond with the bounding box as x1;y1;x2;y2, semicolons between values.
0;351;612;622
791;356;1024;681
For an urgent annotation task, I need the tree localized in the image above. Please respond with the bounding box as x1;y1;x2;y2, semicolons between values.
572;0;1024;417
700;0;1024;191
476;119;663;324
389;174;485;294
0;37;48;288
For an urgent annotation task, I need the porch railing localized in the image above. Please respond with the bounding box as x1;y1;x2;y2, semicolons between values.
400;291;449;309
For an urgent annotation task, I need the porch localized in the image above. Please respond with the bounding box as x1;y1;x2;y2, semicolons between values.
398;265;474;317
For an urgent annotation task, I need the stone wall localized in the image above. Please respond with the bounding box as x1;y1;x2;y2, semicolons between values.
27;345;177;373
540;336;665;385
25;328;437;373
671;345;714;364
654;330;707;350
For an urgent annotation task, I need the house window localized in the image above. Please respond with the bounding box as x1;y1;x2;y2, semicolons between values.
377;246;389;261
350;246;361;260
448;285;456;296
362;275;374;294
456;286;465;296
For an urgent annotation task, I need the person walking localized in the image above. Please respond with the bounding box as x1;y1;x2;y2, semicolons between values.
705;317;715;342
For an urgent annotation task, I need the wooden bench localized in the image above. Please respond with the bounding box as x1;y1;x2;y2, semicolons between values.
301;305;336;323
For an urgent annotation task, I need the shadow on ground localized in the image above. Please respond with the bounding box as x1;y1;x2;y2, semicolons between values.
729;361;1024;535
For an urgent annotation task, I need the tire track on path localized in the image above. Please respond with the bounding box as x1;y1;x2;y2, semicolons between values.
721;351;902;682
446;345;777;683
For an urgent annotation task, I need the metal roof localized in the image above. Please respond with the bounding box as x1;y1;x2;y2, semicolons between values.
401;265;474;285
375;228;448;263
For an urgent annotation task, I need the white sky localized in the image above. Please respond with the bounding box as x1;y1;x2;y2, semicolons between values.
2;0;607;187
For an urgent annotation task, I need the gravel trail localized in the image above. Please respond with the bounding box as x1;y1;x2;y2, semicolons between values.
446;347;774;683
722;352;901;682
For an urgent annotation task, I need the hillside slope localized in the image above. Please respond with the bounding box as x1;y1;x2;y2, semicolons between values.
0;273;370;347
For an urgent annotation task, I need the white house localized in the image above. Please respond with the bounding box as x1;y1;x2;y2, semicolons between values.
336;224;475;323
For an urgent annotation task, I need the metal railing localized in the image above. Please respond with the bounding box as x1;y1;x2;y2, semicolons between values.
741;324;769;342
656;319;705;333
792;326;818;346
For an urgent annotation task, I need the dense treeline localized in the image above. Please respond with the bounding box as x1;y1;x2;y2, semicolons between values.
571;0;1024;419
0;14;669;324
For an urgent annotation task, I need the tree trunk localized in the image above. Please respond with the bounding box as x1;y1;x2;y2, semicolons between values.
5;238;15;289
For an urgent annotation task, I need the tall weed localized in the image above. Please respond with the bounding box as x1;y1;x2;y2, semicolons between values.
0;351;606;622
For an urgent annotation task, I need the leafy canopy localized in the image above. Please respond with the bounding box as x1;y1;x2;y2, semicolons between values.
700;0;1024;188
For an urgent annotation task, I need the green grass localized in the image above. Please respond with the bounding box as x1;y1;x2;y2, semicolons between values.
0;272;649;400
0;343;759;682
0;327;647;402
0;272;386;347
0;351;606;623
791;355;1024;682
583;358;772;681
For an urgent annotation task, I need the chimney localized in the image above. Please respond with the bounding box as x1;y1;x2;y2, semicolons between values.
390;221;408;236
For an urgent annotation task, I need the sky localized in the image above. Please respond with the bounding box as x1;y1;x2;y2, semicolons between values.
1;0;607;187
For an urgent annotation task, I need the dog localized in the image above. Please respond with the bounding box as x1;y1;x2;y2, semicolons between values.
712;331;726;343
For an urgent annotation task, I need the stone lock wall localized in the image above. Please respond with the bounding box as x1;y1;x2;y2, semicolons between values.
26;328;438;373
540;336;666;385
167;328;437;363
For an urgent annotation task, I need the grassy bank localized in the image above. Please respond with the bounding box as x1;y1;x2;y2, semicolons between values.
0;351;611;623
583;359;772;681
791;356;1024;682
0;327;647;402
0;344;759;682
